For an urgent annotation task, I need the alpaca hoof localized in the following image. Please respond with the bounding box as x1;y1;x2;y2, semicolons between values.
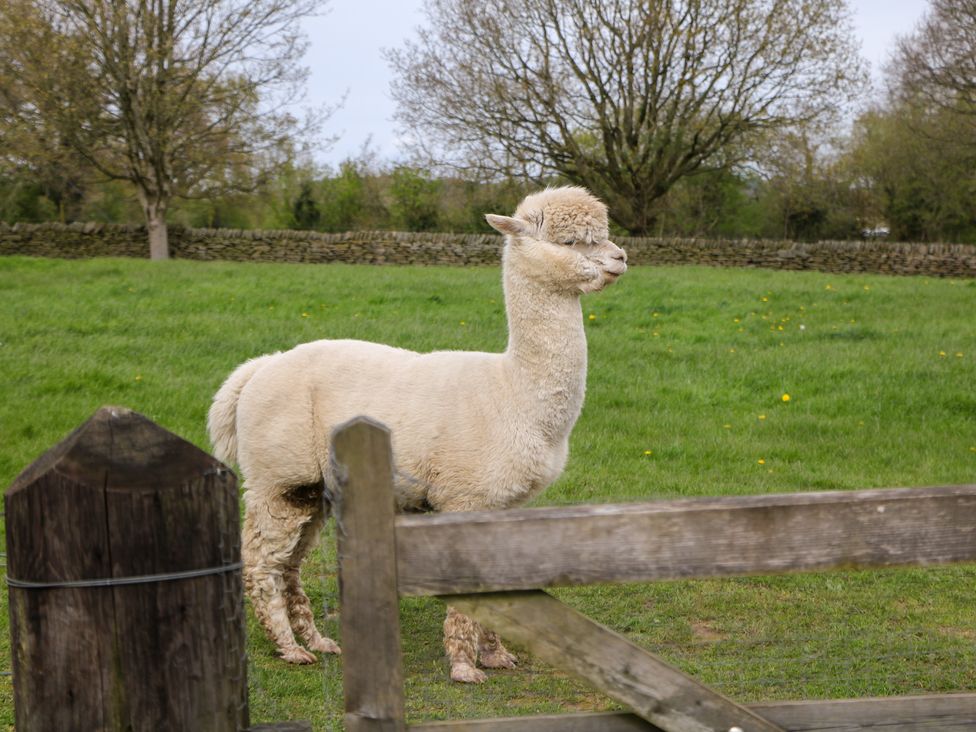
479;648;517;669
308;636;342;655
451;662;487;684
279;646;317;664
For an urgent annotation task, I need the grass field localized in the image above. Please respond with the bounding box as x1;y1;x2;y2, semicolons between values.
0;255;974;729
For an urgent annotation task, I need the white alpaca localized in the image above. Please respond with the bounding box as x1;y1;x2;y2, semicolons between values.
208;186;626;682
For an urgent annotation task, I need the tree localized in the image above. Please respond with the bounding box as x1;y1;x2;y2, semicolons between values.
893;0;976;121
388;0;866;234
389;166;441;231
0;0;333;258
291;181;322;231
847;105;976;242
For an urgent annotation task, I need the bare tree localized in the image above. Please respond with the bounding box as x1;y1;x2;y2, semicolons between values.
388;0;865;233
0;0;334;258
893;0;976;119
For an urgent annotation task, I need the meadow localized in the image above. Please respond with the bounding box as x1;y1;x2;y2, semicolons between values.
0;255;974;729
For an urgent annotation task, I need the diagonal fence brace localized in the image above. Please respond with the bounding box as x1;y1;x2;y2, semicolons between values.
445;590;785;732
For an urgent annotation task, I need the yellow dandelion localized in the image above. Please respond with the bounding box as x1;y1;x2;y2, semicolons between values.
758;414;767;420
758;458;766;465
588;313;596;320
734;317;741;323
135;374;142;381
939;351;947;358
723;424;732;429
644;450;653;456
761;296;769;302
653;331;660;337
825;284;834;290
302;312;309;318
729;348;736;353
653;312;660;318
782;393;791;402
863;285;871;291
460;321;467;326
777;325;784;331
956;352;963;358
970;446;976;453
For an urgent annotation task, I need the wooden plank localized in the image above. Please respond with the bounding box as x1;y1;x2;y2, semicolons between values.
446;590;783;732
333;417;407;732
408;694;976;731
396;486;976;595
753;693;976;730
410;711;659;731
5;407;248;731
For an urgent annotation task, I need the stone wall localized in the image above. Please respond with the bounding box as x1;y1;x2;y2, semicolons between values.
2;221;975;277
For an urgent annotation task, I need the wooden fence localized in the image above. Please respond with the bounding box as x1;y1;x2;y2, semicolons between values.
332;417;976;732
6;410;974;730
4;407;307;731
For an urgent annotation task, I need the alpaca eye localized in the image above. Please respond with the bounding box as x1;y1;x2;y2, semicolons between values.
562;238;575;246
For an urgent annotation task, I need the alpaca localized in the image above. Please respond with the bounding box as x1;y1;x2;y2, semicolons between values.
208;186;627;682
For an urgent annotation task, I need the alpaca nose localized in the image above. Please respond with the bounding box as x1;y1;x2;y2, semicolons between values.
609;242;627;263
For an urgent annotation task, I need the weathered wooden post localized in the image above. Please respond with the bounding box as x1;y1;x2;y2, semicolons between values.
5;406;248;731
332;417;407;732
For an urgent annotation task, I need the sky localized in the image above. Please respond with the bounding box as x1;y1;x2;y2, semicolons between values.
301;0;932;167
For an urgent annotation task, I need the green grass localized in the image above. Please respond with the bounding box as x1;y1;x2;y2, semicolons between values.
1;255;975;729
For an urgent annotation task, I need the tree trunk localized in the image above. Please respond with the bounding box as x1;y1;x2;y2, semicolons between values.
139;193;170;260
147;214;170;260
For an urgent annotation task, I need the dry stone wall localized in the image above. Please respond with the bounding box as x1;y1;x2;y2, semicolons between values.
2;221;975;278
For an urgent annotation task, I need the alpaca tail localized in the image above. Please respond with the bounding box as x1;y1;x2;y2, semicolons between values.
208;354;277;466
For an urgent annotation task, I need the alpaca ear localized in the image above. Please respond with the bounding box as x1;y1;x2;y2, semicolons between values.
485;214;530;238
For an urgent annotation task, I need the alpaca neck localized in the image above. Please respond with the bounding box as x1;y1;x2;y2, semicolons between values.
502;264;588;442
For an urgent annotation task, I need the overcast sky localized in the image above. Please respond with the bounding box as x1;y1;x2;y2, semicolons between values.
301;0;931;167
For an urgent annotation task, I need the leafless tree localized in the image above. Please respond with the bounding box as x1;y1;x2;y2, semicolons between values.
388;0;866;233
893;0;976;119
0;0;335;258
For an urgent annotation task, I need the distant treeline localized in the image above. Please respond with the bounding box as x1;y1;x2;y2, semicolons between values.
3;120;974;245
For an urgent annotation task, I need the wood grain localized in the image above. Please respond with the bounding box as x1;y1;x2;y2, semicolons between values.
396;486;976;595
446;590;784;732
5;406;248;731
408;693;976;731
333;417;407;732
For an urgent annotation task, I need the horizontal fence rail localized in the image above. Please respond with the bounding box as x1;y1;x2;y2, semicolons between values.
330;420;976;732
394;485;976;596
409;694;976;732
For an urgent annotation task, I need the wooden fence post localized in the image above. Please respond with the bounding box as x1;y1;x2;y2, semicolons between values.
332;417;406;732
5;406;248;732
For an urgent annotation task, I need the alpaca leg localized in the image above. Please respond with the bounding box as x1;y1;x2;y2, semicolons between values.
444;606;487;683
282;504;341;655
478;628;517;669
283;567;341;654
243;491;317;664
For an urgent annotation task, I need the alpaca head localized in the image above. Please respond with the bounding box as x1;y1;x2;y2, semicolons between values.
486;186;627;294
